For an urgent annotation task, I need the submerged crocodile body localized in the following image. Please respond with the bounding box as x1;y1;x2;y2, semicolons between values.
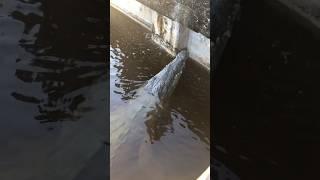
110;50;188;179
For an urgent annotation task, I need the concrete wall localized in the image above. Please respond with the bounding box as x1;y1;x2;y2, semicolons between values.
110;0;210;69
136;0;210;38
110;0;320;69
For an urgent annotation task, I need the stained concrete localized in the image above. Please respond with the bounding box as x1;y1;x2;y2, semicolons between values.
137;0;210;38
111;0;244;69
110;0;210;69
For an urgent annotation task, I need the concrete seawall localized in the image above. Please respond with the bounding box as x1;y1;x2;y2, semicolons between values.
110;0;210;69
110;0;320;69
135;0;210;38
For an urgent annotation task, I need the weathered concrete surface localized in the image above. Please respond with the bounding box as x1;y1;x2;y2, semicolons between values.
137;0;210;38
110;0;210;69
212;0;240;68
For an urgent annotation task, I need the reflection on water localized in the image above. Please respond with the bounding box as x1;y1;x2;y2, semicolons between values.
0;0;107;179
11;0;107;124
110;7;210;180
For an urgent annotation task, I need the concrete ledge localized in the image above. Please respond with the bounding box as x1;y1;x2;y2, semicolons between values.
110;0;153;30
136;0;210;38
110;0;210;69
197;166;210;180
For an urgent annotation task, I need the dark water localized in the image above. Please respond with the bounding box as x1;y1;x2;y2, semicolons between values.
214;0;320;179
110;8;210;180
0;0;107;179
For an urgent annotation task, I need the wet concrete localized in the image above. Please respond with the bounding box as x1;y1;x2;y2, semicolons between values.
111;7;210;180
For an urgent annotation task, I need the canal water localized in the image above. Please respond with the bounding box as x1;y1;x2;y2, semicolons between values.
110;7;210;180
0;0;107;179
214;0;320;179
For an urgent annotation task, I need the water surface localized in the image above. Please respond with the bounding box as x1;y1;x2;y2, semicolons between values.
0;0;107;179
110;7;210;180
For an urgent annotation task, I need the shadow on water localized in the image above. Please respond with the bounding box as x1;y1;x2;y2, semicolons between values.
214;0;320;179
0;0;107;179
